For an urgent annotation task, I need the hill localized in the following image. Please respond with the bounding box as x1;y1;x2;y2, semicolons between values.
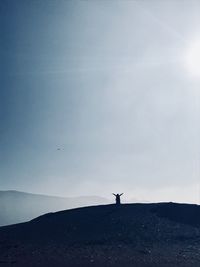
0;190;108;226
0;202;200;266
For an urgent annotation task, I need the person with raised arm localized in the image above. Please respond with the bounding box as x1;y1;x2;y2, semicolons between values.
112;193;123;205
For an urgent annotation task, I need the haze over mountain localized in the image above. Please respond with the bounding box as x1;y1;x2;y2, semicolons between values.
0;190;109;226
0;202;200;267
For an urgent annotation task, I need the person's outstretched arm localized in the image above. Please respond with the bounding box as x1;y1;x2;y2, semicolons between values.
119;193;123;196
112;193;117;196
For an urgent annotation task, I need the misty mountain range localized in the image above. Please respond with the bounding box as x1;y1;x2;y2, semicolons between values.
0;190;109;226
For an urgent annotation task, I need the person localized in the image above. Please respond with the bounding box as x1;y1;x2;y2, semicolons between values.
112;193;123;205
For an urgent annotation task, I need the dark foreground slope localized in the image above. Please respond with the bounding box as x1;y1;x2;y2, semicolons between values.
0;203;200;267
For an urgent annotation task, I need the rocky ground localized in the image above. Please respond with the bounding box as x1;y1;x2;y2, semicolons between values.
0;203;200;266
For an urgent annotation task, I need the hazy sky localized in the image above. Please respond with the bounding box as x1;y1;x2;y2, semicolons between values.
1;0;200;203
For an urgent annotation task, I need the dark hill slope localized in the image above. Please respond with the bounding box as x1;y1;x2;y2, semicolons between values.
0;203;200;267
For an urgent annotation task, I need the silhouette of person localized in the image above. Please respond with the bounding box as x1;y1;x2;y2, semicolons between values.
112;193;123;205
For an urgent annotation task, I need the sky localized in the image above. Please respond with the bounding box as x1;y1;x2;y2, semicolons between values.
1;0;200;203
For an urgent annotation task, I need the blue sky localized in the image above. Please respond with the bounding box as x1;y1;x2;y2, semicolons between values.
1;0;200;203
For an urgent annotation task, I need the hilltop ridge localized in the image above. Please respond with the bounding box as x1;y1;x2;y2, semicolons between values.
0;202;200;266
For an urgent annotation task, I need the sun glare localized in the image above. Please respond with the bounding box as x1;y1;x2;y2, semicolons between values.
184;39;200;78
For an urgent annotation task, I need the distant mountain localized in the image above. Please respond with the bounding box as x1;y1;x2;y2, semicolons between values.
0;190;109;226
0;202;200;267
